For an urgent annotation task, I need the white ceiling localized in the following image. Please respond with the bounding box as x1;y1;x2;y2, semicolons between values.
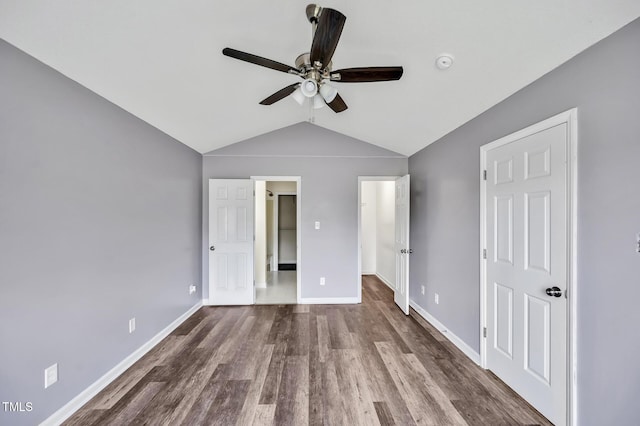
1;1;639;156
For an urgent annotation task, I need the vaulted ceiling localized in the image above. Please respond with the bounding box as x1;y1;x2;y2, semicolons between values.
1;1;639;156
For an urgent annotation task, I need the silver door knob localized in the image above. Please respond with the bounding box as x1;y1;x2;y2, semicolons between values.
209;246;215;251
545;286;562;298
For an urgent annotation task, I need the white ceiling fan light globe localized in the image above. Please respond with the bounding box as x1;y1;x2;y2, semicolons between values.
300;79;318;97
319;83;338;103
312;94;325;109
291;86;305;105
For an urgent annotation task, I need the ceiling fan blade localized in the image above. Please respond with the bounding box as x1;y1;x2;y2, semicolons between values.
310;8;346;68
326;92;348;113
259;83;300;105
223;48;298;74
330;67;404;82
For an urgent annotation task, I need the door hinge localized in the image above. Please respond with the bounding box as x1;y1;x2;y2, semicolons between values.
483;249;487;259
483;327;487;338
483;170;487;181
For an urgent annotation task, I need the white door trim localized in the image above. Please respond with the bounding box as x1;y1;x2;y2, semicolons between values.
479;108;578;426
357;176;400;303
252;176;302;304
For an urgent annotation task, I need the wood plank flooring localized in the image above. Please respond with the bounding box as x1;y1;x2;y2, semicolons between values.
65;276;552;425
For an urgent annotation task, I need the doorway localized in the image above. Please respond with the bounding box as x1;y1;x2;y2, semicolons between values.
358;176;397;301
254;178;300;304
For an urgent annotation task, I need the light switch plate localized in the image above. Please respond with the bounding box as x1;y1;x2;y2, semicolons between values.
44;363;58;388
315;221;320;230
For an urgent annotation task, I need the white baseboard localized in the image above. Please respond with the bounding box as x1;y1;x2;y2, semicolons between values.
299;297;359;304
255;282;267;289
361;270;375;275
409;300;480;365
375;273;395;290
40;302;203;426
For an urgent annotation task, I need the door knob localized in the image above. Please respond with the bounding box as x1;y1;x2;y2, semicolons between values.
409;249;413;254
545;286;562;298
209;246;215;251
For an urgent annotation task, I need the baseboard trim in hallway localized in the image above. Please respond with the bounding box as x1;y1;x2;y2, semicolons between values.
409;299;481;365
41;301;203;426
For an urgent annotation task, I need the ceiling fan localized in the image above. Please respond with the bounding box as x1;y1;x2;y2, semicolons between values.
222;4;403;113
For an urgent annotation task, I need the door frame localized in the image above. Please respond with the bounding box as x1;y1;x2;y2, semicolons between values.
479;108;578;426
357;176;400;303
252;176;302;304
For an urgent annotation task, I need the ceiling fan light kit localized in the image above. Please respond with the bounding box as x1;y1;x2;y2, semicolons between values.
222;4;404;113
291;87;306;105
313;94;326;109
301;79;318;97
319;83;338;103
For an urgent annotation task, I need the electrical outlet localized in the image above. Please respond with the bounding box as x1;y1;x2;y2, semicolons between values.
435;293;439;305
129;318;136;334
421;285;425;295
315;221;320;230
189;285;196;294
320;277;325;286
44;364;58;388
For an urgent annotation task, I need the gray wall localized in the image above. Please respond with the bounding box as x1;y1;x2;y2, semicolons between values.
408;18;640;426
203;123;407;300
0;40;202;425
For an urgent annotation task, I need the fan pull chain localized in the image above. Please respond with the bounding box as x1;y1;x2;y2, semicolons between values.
308;98;315;123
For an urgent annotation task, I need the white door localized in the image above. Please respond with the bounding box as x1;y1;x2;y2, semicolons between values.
394;175;410;315
208;179;254;305
485;124;567;424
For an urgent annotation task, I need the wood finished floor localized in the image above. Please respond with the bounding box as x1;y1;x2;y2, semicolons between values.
65;276;552;426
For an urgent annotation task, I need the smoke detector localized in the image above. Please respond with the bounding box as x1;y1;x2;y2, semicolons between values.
436;54;454;70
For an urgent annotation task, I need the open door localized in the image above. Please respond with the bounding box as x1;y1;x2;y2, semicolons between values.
208;179;254;305
394;175;410;314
